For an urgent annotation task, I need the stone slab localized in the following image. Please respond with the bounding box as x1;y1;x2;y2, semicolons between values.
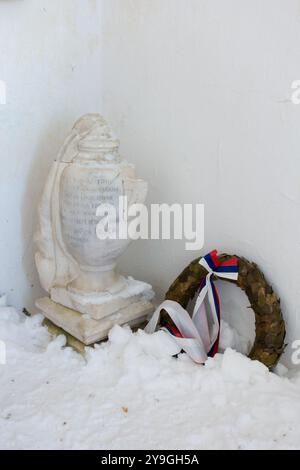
43;318;86;354
51;278;154;321
36;297;154;346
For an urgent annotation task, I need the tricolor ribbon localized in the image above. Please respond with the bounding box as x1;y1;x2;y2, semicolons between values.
145;251;239;364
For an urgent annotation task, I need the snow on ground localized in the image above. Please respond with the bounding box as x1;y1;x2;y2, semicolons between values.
0;306;300;450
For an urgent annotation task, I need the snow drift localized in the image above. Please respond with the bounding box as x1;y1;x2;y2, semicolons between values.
0;306;299;450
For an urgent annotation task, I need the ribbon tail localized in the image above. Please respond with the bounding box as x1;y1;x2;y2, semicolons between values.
207;281;220;346
145;306;161;334
192;275;220;353
166;336;208;364
192;280;211;352
145;300;208;364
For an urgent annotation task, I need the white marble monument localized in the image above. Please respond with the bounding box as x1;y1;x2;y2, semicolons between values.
35;114;154;345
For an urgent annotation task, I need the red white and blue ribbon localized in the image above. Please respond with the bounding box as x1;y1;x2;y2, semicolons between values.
145;251;239;364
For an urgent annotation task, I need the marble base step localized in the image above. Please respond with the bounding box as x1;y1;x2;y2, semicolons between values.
50;278;154;321
36;297;154;346
43;318;87;354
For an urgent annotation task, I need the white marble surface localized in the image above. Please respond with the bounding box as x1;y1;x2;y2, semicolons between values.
36;297;153;345
35;115;154;335
51;277;154;320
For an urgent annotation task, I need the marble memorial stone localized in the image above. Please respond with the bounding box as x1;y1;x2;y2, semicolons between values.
35;114;154;345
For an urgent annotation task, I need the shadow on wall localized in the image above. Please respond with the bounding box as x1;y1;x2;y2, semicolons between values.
21;117;68;313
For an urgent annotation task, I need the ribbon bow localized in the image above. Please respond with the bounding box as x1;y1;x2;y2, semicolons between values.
145;251;239;364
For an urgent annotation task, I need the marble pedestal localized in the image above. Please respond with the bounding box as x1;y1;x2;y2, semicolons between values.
36;294;154;346
50;277;153;320
36;277;154;345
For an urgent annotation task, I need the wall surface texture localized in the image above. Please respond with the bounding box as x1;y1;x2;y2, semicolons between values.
101;0;300;362
0;0;103;312
2;0;300;363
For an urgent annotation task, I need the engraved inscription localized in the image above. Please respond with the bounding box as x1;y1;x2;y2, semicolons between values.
60;166;122;266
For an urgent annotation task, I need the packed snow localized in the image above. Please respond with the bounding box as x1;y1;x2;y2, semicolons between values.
0;305;300;450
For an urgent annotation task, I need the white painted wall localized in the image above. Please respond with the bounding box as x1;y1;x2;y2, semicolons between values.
2;0;300;363
0;0;103;311
102;0;300;361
